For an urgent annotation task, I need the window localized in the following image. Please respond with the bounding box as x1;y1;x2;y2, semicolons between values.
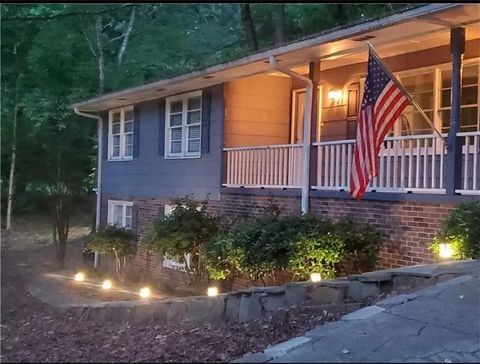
165;91;202;158
161;204;192;271
109;106;134;160
439;63;479;132
107;200;133;229
390;59;479;136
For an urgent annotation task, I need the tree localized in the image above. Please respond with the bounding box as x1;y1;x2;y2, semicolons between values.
272;4;285;45
239;4;258;51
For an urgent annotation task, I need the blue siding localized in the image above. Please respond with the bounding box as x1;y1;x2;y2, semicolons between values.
101;84;224;200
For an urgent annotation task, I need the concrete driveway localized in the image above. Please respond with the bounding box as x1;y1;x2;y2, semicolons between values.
271;271;480;363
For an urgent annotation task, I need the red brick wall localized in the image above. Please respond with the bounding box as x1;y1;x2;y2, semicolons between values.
219;192;456;269
102;192;455;289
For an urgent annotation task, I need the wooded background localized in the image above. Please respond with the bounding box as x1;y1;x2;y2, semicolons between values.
1;3;416;221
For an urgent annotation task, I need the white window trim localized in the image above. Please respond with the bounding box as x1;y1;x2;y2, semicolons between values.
391;58;480;137
108;106;134;161
164;90;202;159
107;200;134;229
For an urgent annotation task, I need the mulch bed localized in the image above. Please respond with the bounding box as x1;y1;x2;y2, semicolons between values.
1;235;424;363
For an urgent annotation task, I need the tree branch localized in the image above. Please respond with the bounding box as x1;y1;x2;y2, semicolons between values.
2;4;136;22
116;5;136;65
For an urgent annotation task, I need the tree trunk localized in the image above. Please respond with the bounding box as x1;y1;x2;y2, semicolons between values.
117;6;136;65
6;43;19;231
95;16;105;94
273;4;286;45
240;4;258;51
54;198;69;268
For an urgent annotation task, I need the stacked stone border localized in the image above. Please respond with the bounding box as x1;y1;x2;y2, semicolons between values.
65;261;468;326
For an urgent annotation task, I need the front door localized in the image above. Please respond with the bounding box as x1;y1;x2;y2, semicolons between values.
291;86;322;144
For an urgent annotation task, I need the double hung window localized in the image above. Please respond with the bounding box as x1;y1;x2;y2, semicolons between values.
109;107;134;160
165;91;202;158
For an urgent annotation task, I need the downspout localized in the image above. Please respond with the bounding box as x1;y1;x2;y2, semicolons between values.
269;56;313;214
74;107;102;268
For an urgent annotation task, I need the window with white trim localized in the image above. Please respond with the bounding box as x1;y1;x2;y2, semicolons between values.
161;204;192;271
109;106;134;160
107;200;133;229
165;91;202;158
391;60;479;136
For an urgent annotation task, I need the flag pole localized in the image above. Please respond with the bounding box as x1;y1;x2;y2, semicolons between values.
366;42;446;143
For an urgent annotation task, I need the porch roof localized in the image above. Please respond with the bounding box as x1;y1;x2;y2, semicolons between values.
72;3;479;113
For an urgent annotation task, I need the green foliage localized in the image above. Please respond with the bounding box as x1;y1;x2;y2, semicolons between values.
141;196;219;276
204;213;381;285
429;202;480;260
87;225;136;257
333;218;383;275
288;233;345;280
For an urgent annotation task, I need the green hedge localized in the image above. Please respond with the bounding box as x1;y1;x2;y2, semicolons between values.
204;213;383;284
429;202;480;260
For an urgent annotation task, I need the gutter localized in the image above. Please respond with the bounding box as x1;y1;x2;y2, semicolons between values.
73;107;102;268
269;56;312;214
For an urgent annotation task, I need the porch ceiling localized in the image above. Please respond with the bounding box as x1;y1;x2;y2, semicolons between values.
73;3;479;113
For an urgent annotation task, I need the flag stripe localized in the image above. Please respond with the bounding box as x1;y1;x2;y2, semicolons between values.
350;50;410;200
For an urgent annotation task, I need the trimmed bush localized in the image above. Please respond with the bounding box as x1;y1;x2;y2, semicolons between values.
87;225;136;281
204;213;382;285
429;202;480;260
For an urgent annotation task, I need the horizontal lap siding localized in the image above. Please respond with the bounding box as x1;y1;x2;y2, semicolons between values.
101;84;224;201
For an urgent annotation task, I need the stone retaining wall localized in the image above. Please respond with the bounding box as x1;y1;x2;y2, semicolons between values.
70;266;459;325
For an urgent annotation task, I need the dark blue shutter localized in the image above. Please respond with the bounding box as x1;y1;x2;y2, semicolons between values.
133;105;140;158
131;205;139;239
101;112;109;160
201;89;211;155
158;99;166;156
100;197;108;228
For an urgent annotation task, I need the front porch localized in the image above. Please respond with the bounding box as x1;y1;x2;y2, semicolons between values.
223;131;480;195
221;20;480;199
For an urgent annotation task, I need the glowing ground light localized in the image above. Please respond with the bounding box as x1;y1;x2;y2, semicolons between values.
310;273;322;283
207;287;219;297
439;243;453;259
102;280;112;290
139;287;151;299
74;272;85;282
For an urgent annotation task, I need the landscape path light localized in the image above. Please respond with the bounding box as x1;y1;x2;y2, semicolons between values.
439;242;453;259
310;272;322;283
139;287;151;299
207;286;219;297
74;272;86;282
102;279;112;290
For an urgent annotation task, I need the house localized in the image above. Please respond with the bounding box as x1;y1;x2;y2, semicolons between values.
72;3;480;283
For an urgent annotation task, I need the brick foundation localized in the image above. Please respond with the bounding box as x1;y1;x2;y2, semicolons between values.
101;191;456;290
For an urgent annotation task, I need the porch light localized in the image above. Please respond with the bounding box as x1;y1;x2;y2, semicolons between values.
310;273;322;283
102;279;112;290
328;89;342;104
74;272;86;282
439;243;453;259
207;286;219;297
139;287;151;299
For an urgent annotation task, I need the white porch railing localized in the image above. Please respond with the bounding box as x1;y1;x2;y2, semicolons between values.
314;132;480;195
456;131;480;195
223;144;302;188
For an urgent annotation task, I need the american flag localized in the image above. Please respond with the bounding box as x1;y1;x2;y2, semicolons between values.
350;49;410;199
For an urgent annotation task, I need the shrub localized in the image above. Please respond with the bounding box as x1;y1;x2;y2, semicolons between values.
87;225;136;281
141;196;219;283
288;232;345;280
204;213;383;285
333;218;383;275
429;202;480;260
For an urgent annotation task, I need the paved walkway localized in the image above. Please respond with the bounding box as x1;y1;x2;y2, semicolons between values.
271;270;480;363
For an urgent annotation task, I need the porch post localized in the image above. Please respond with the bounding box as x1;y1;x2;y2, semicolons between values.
309;61;320;190
445;27;465;195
